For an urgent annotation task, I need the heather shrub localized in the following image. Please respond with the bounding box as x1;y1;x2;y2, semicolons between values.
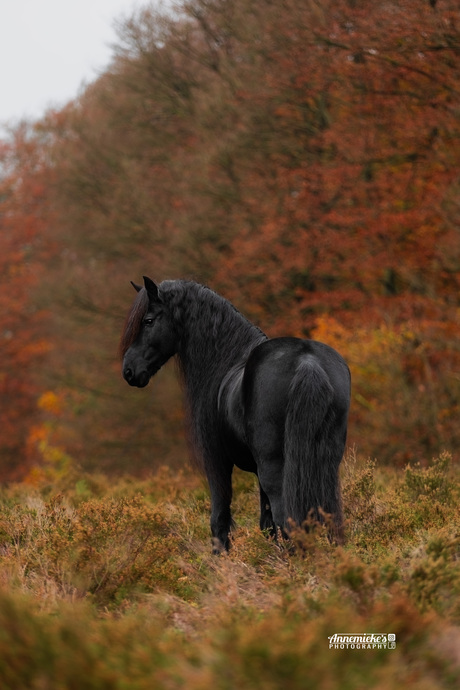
0;455;458;688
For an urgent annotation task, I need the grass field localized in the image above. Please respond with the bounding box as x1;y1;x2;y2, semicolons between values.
0;451;459;689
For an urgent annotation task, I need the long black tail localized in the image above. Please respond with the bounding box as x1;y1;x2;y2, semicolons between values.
283;356;344;541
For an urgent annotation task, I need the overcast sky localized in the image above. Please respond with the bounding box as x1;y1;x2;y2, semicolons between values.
0;1;156;132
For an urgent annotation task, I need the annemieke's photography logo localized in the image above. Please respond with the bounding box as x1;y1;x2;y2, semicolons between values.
328;633;396;650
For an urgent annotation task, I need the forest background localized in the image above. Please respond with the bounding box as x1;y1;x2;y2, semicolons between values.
0;0;459;481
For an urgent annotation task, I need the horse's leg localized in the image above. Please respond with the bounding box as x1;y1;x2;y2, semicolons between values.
248;424;286;538
207;466;233;554
256;455;288;539
259;484;276;538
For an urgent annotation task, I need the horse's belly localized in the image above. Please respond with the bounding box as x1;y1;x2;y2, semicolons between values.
234;454;258;473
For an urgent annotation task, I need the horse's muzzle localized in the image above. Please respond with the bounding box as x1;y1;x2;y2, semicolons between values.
123;367;150;388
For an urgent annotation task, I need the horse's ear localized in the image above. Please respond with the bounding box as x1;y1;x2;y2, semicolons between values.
130;281;142;293
143;276;160;301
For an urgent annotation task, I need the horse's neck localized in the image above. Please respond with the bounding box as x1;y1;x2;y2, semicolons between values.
180;313;262;373
170;284;265;389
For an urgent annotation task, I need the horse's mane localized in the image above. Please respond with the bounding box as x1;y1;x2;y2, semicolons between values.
159;280;266;377
119;287;149;359
159;280;267;473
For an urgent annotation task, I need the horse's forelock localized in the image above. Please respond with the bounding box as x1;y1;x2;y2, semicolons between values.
119;288;149;359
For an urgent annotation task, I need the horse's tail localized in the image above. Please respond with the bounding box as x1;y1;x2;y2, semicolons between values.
283;356;344;541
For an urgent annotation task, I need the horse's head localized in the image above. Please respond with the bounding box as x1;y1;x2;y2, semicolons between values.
121;276;177;388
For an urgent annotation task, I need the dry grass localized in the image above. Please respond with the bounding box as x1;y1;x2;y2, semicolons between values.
0;451;458;688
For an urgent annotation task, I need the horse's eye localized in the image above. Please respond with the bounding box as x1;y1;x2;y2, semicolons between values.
143;318;154;326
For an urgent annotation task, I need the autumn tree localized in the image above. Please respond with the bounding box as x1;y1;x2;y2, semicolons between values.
0;126;53;478
5;0;457;473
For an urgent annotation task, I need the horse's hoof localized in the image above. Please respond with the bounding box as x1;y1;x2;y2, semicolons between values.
211;537;228;555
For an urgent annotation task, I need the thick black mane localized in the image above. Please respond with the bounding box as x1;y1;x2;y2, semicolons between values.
160;280;266;377
159;281;267;467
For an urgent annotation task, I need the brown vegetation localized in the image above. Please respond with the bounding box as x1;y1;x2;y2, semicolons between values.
0;453;459;688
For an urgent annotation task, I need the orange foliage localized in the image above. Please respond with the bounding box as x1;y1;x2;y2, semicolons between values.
213;0;460;332
0;125;54;479
0;0;459;474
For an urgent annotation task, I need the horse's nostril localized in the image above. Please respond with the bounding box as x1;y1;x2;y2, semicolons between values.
124;367;133;382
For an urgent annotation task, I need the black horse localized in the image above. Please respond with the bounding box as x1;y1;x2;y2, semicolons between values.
120;277;351;553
